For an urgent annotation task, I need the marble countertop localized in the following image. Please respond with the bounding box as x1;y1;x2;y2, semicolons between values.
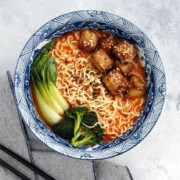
0;1;179;180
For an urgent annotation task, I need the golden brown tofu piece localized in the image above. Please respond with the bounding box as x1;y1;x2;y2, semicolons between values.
103;69;129;95
130;75;146;90
79;29;98;51
90;49;113;73
99;34;117;53
128;88;145;98
116;61;133;76
113;40;137;63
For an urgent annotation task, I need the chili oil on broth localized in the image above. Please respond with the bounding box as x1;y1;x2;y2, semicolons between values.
49;29;146;142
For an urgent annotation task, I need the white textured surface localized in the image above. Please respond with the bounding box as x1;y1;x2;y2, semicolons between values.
0;1;179;180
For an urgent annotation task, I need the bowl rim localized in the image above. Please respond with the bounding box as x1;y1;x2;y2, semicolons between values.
14;10;166;160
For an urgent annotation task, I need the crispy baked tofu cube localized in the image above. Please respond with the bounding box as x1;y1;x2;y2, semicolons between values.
99;34;117;53
113;40;137;63
116;61;133;76
79;29;98;51
128;88;145;98
130;75;146;90
103;69;129;95
90;49;113;73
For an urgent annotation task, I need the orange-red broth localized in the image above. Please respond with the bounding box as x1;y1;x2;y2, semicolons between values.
31;29;147;143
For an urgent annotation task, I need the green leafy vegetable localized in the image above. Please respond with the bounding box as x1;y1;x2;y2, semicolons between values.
52;106;104;147
82;112;104;143
82;111;97;126
32;82;61;124
82;111;103;143
71;126;97;147
65;106;88;134
31;40;69;125
52;118;75;140
91;124;104;143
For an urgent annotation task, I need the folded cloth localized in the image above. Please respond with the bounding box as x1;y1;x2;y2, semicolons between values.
0;72;133;180
94;161;132;180
33;152;94;180
0;73;35;179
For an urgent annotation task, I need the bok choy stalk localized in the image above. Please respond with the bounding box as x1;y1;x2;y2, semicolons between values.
31;40;69;125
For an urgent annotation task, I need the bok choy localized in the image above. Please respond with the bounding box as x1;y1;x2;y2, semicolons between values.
31;40;69;125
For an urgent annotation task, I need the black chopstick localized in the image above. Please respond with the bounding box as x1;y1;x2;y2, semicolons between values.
0;144;55;180
0;159;31;180
0;158;30;180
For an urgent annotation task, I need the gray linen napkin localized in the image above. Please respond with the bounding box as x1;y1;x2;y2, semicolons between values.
94;161;133;180
0;72;133;180
0;73;35;180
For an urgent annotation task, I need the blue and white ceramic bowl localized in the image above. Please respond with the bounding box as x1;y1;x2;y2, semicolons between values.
14;10;166;159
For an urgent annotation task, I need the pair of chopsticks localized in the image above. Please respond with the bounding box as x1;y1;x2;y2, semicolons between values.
0;144;55;180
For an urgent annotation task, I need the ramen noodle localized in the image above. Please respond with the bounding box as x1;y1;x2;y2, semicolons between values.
48;29;147;142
